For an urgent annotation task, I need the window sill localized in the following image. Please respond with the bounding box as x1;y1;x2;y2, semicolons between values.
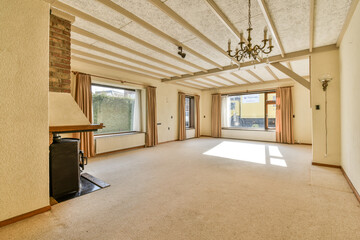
186;128;195;130
222;128;275;132
94;131;144;138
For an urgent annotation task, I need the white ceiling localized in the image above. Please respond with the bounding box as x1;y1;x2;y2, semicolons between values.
53;0;353;89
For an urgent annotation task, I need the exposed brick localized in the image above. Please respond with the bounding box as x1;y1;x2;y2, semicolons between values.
49;14;71;93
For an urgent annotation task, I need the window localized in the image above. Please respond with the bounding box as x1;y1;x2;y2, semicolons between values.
221;91;276;130
92;84;141;135
185;96;194;128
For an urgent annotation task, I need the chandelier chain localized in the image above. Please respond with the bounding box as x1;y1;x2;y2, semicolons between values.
248;0;252;29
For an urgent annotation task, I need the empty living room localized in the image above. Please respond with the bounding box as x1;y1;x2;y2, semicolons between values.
1;0;360;239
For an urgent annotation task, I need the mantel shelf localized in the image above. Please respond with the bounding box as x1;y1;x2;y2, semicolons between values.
49;123;104;134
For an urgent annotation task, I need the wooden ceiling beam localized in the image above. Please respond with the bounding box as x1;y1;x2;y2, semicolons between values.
72;56;159;81
182;81;209;89
256;0;285;57
53;1;206;72
175;82;203;90
265;66;279;81
246;69;265;82
71;26;191;74
71;39;177;76
161;44;337;82
286;61;293;71
216;75;240;86
230;72;251;84
189;79;217;88
270;62;310;89
204;0;240;41
72;49;167;78
148;0;238;65
202;77;227;87
96;0;222;69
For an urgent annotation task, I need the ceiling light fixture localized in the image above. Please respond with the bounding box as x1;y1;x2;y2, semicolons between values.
227;0;273;62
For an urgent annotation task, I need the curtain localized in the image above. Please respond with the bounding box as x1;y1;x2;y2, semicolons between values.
75;73;95;157
132;89;141;132
145;86;158;147
178;92;186;140
221;95;230;128
211;93;222;138
195;95;200;138
276;87;294;144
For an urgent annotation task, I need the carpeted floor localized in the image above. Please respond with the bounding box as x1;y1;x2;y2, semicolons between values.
1;138;360;240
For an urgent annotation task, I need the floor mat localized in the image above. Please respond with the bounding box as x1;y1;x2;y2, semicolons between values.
54;173;109;203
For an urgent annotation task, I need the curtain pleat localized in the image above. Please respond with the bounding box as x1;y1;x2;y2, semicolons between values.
195;95;200;138
178;92;186;140
145;86;158;147
75;73;95;158
211;93;222;138
276;87;294;144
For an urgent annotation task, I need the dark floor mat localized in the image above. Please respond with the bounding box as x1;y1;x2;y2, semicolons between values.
81;173;110;188
55;176;101;203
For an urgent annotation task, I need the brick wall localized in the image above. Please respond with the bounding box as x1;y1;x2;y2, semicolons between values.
49;14;71;93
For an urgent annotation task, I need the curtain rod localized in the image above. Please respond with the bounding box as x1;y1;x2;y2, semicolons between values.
72;71;150;87
220;86;294;96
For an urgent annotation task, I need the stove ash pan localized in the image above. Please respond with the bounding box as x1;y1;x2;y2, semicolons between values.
49;138;87;199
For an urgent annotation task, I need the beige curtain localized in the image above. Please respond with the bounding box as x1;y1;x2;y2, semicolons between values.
145;86;158;147
75;73;95;157
276;87;294;144
195;95;200;138
211;93;222;138
178;92;186;141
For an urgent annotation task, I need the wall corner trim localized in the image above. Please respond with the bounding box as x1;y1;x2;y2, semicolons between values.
0;206;51;228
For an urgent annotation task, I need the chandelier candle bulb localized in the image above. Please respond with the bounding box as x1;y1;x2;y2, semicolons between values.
240;31;244;43
228;39;231;51
264;27;268;40
269;37;272;47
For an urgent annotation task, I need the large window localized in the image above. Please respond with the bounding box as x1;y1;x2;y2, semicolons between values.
92;84;141;135
222;91;276;130
185;96;194;128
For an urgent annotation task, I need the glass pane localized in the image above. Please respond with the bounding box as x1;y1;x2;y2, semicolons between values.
228;94;265;129
267;104;276;128
267;93;276;102
185;97;190;128
92;85;136;135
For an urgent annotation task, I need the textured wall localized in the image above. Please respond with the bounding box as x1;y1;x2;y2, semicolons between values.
340;2;360;193
0;0;49;221
311;50;341;165
49;14;71;93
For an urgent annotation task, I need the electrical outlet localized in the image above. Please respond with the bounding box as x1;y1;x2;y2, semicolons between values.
168;127;170;130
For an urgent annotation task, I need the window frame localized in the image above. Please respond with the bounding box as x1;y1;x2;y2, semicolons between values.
185;96;195;129
91;83;138;136
222;90;276;131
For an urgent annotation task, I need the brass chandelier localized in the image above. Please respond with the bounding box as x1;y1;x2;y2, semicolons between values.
227;0;274;62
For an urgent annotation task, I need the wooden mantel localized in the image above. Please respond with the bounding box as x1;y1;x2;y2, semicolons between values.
49;123;104;134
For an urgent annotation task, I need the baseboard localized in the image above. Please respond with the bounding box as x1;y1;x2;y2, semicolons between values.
95;145;145;156
340;167;360;204
158;139;178;145
311;162;341;168
0;205;51;228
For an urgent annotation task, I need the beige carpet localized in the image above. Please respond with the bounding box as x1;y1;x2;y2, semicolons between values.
1;138;360;240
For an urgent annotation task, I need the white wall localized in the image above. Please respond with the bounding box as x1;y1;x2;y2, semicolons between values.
95;133;145;154
340;2;360;193
200;80;312;144
311;50;341;165
0;0;50;221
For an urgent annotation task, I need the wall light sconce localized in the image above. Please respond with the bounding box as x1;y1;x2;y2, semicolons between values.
318;73;332;157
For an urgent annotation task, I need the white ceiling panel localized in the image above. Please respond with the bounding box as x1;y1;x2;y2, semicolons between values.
265;0;310;53
207;76;234;86
121;22;215;69
268;65;290;79
71;44;172;77
185;80;211;88
314;0;352;47
235;70;261;83
196;78;223;87
220;72;246;84
59;0;131;28
72;54;161;78
111;0;195;42
251;66;275;81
